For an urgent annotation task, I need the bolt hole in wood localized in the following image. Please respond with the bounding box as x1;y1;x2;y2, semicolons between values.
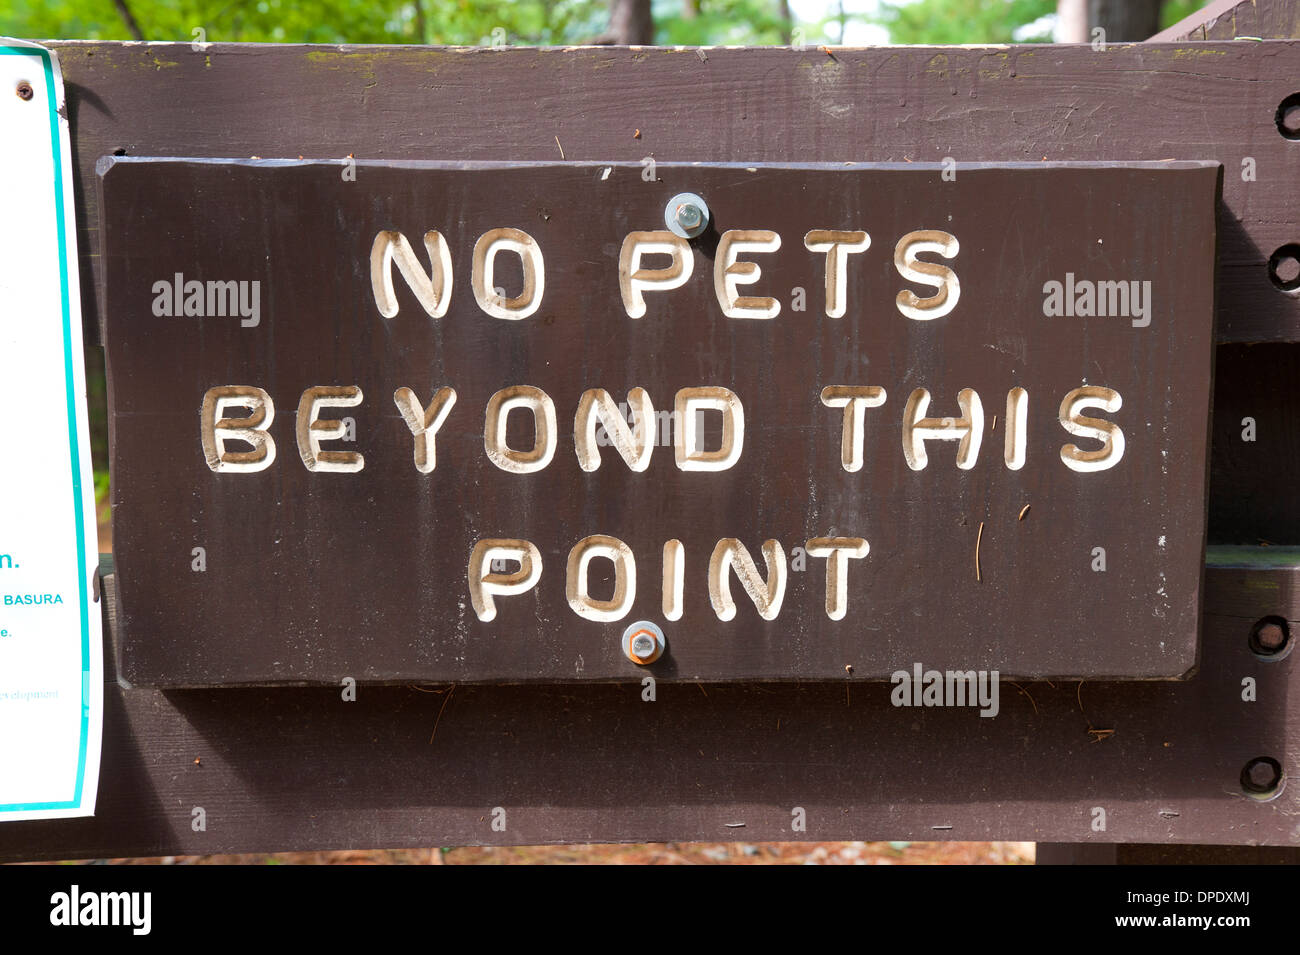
1248;615;1293;662
1275;93;1300;140
1241;757;1286;802
1267;244;1300;292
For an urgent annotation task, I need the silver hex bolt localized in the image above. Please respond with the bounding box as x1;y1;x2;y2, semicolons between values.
622;620;666;665
665;192;710;239
631;634;656;658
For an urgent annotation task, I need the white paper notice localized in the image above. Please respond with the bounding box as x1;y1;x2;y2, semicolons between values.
0;39;103;821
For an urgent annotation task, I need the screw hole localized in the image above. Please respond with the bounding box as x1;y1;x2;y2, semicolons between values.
1267;245;1300;293
1248;615;1292;661
1275;93;1300;140
112;147;127;157
1240;756;1285;801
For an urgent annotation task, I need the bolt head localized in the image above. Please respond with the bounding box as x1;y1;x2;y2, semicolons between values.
622;619;666;665
1258;622;1286;651
664;192;709;239
1248;760;1278;788
1241;757;1285;800
16;82;33;102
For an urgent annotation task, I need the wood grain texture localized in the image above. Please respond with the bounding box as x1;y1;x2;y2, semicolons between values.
47;40;1300;344
0;562;1294;860
1152;0;1300;41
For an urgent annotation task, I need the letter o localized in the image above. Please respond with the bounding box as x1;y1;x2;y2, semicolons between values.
566;535;636;622
472;227;544;319
484;385;557;473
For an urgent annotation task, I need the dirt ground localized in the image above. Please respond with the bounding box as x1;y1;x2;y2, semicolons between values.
87;842;1034;865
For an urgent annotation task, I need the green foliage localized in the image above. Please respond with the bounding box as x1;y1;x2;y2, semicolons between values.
93;469;109;509
1160;1;1205;30
416;0;608;46
0;0;799;46
0;0;1228;48
0;0;609;45
655;0;791;46
871;0;1200;45
872;0;1055;45
0;0;1246;50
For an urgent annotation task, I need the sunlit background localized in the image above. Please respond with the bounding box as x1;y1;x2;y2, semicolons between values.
2;0;1204;48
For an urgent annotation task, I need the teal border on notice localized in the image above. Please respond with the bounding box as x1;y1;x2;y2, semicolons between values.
0;44;93;814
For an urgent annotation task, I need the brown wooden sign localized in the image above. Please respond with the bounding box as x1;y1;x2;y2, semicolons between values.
100;158;1218;686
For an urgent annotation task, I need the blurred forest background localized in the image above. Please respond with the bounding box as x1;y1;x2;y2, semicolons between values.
2;0;1205;48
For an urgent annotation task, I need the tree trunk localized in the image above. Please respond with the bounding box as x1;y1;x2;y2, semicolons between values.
112;0;145;41
609;0;654;45
779;0;793;44
1056;0;1088;43
1088;0;1164;41
413;0;429;44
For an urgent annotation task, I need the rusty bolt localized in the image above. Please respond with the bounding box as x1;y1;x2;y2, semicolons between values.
1249;615;1291;659
622;620;665;665
664;192;709;239
16;82;34;101
1257;622;1286;651
630;633;657;660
